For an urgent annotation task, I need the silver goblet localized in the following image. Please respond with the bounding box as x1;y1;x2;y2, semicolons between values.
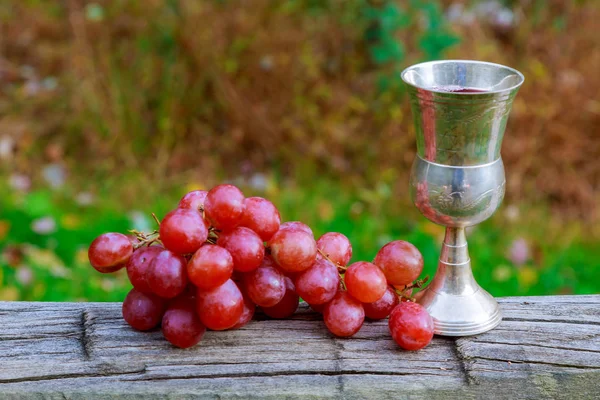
401;60;524;336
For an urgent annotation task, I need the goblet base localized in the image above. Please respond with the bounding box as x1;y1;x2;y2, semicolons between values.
415;284;502;336
414;227;502;336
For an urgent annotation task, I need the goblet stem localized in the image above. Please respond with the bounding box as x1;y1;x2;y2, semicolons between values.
415;226;502;336
430;227;478;295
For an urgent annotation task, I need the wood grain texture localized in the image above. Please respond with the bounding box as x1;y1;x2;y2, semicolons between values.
0;295;598;399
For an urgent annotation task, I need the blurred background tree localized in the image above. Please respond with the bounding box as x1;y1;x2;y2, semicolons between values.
0;0;598;301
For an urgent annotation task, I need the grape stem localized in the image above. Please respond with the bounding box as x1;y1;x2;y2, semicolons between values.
393;275;430;302
317;249;349;288
128;229;161;249
151;213;161;226
206;229;220;245
317;248;347;271
393;286;414;302
411;275;430;289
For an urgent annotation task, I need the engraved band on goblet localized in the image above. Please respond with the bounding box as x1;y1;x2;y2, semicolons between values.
410;156;506;228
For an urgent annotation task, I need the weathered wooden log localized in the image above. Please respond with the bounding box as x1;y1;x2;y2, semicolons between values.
0;295;598;399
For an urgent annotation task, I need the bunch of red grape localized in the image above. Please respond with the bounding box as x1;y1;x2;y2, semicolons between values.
88;184;434;350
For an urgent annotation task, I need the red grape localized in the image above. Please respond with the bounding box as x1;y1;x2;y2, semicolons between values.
196;279;244;330
187;245;233;290
217;227;265;272
175;284;198;304
147;250;188;299
363;285;399;320
389;301;434;351
240;197;281;241
316;232;352;266
126;245;164;293
279;221;313;237
267;253;300;279
122;288;165;331
162;297;206;348
159;208;208;254
259;254;277;269
263;277;299;319
344;261;387;303
262;254;300;279
242;264;285;307
231;292;255;329
231;270;245;284
178;190;208;211
268;229;317;273
204;184;245;231
88;233;133;273
323;291;364;337
309;302;326;314
294;259;339;305
374;241;423;286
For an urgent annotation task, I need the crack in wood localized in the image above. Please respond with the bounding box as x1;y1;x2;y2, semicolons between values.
122;369;450;382
0;368;147;384
145;359;337;367
469;339;600;355
453;339;476;385
502;317;600;326
80;310;93;361
0;334;79;341
468;355;600;370
331;337;344;399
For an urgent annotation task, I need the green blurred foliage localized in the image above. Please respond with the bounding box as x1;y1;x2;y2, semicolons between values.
363;0;460;92
0;0;598;301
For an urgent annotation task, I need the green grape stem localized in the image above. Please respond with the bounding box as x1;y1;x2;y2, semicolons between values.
129;229;161;249
393;275;430;302
206;228;220;245
317;248;349;286
151;213;161;226
317;248;347;271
